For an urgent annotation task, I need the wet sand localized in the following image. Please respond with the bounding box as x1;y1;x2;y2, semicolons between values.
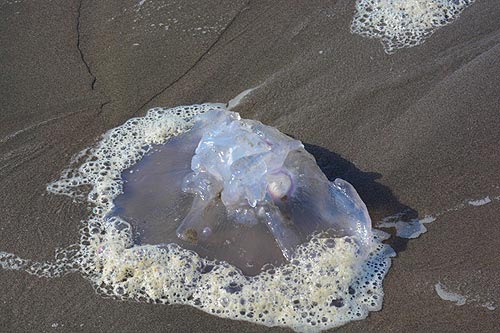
1;0;499;332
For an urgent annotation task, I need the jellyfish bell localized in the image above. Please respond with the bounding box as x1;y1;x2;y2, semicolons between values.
111;108;373;275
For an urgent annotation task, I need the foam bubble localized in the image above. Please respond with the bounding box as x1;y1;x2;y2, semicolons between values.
377;212;435;239
468;196;492;206
434;279;498;311
435;282;467;305
2;104;394;331
227;86;260;110
351;0;476;53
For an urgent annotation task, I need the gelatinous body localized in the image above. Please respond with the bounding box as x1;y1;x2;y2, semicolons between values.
113;109;372;274
37;104;393;330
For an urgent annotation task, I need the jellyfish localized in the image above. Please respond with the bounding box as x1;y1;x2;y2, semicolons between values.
112;108;373;275
2;104;391;330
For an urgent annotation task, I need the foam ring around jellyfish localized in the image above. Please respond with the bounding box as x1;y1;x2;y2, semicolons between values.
47;104;395;331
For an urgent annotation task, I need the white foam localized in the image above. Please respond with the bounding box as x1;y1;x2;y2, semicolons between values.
0;245;80;278
377;214;435;239
377;192;500;239
0;104;394;332
468;196;492;206
435;282;497;310
435;282;466;306
481;302;496;311
352;0;476;54
394;220;426;239
227;86;260;110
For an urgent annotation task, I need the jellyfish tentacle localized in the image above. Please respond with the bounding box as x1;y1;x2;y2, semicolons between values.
260;205;302;261
328;180;372;246
176;196;222;243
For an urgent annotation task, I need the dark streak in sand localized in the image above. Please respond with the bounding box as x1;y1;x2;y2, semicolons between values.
76;0;97;91
131;0;252;116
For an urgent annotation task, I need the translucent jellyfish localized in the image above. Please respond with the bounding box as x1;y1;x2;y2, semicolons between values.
112;109;373;275
2;104;393;330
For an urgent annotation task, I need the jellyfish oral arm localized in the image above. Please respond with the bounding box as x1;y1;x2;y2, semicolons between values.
259;205;302;261
172;109;374;262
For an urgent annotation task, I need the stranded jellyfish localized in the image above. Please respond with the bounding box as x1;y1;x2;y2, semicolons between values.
6;104;392;331
112;108;373;275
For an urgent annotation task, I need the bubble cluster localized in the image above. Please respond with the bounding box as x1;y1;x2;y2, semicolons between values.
351;0;476;53
4;103;395;332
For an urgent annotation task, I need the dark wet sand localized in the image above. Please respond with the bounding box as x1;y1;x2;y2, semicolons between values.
1;0;499;331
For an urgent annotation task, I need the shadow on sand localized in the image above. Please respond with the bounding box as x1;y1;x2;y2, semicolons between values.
304;143;418;254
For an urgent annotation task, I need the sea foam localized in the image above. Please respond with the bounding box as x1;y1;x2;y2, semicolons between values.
352;0;476;53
